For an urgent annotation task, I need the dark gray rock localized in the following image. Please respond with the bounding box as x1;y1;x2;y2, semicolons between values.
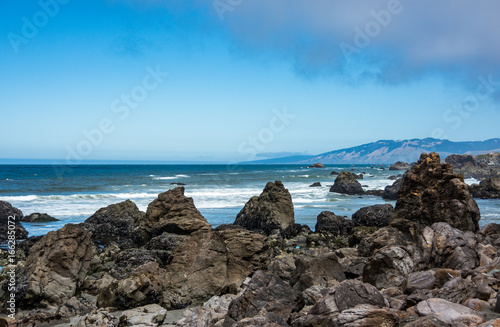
234;181;295;235
84;200;145;246
315;211;353;235
21;213;59;222
470;177;500;199
223;270;304;327
352;204;393;227
309;182;321;187
329;171;364;195
309;163;325;168
383;178;402;200
390;161;411;170
404;271;435;294
0;200;28;242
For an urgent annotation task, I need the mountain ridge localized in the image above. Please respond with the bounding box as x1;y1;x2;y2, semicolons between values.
244;138;500;164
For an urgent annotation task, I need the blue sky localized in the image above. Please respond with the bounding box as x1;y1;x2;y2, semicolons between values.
1;0;499;162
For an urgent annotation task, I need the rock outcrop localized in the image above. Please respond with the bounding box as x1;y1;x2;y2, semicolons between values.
445;153;500;179
329;171;364;195
142;187;211;238
84;199;145;245
392;152;480;232
309;163;325;168
234;181;295;235
22;224;93;307
0;200;28;242
352;204;393;227
390;161;411;170
470;177;500;199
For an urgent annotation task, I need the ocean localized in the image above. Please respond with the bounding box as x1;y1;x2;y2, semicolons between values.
1;164;499;237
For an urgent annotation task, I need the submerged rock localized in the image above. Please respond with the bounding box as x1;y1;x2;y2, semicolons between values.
21;212;59;222
309;163;325;168
390;161;411;170
392;152;480;232
234;181;295;235
309;182;321;187
329;171;364;195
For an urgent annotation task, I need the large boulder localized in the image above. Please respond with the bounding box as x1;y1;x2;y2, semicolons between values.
315;211;353;235
223;270;303;326
234;181;295;235
84;199;145;245
392;152;480;232
329;171;364;195
336;304;400;327
23;224;93;307
352;204;393;227
390;161;411;170
143;187;211;237
309;163;325;168
162;227;269;309
445;153;500;179
0;200;28;242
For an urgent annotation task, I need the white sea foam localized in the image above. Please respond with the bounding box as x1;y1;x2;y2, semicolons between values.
153;174;190;180
464;178;480;185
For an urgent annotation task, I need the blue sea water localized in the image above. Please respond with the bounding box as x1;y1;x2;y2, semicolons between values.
0;164;498;237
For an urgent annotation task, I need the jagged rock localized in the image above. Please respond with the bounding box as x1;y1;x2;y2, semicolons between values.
392;152;480;232
144;232;183;266
21;212;59;222
330;171;339;175
315;211;353;235
22;224;92;307
390;161;411;170
302;285;329;306
434;269;461;288
404;271;435;294
0;200;28;242
357;226;406;257
234;181;295;235
268;254;296;282
388;174;402;180
416;298;486;326
309;182;321;187
401;316;451;327
432;277;478;304
56;295;96;318
470;177;500;199
97;262;165;309
309;163;325;168
363;246;417;289
84;199;145;245
222;270;304;326
383;178;402;200
72;309;118;327
332;280;385;312
178;294;237;326
143;187;211;237
290;249;345;292
352;204;393;227
336;304;400;327
329;171;364;195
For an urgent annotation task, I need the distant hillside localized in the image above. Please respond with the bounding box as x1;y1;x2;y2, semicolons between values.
245;138;500;164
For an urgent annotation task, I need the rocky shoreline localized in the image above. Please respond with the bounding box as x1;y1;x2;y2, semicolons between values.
1;152;500;326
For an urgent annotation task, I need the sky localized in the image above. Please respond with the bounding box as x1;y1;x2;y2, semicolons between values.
1;0;500;163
